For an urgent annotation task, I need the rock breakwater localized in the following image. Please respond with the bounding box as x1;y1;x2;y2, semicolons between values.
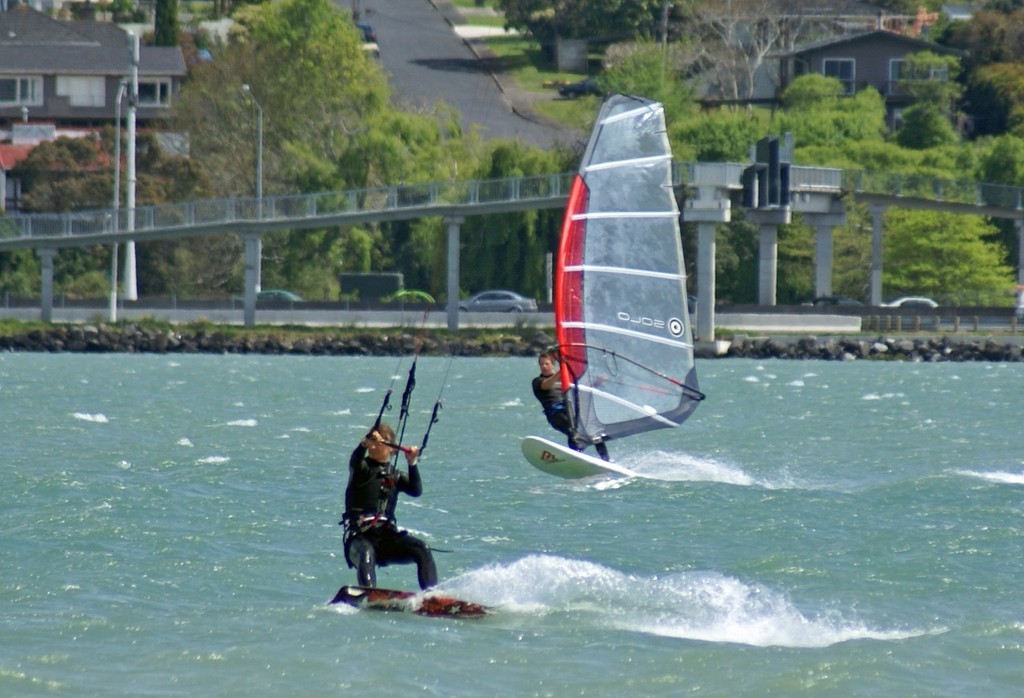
1;324;1022;361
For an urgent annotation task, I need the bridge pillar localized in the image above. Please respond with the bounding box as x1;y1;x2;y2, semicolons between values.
870;204;886;306
747;209;790;306
684;185;731;343
37;247;56;323
445;216;463;331
758;224;778;305
806;207;846;298
243;234;260;327
815;224;833;297
1017;218;1024;285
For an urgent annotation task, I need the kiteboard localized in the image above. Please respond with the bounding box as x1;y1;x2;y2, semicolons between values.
330;585;488;619
521;435;639;479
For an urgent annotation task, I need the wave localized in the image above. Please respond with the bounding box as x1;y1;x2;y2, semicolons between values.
618;450;806;490
955;469;1024;485
441;554;927;648
225;419;257;427
72;412;108;423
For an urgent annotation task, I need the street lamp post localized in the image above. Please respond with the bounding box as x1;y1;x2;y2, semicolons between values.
240;84;263;219
109;79;127;322
240;84;264;306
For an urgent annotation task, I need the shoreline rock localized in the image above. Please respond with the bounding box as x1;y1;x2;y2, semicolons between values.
1;325;1023;361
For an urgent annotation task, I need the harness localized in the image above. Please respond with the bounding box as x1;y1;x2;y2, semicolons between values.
341;459;399;541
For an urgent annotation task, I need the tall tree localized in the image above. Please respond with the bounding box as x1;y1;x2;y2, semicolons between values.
154;0;180;47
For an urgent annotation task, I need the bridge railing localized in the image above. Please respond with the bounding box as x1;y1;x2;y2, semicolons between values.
2;165;1021;244
842;170;1024;210
0;172;577;242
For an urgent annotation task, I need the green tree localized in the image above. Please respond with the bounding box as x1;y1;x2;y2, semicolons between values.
966;62;1024;137
671;109;765;162
496;0;666;44
882;209;1014;305
777;75;888;155
458;140;565;300
895;103;959;149
601;41;697;119
154;0;180;47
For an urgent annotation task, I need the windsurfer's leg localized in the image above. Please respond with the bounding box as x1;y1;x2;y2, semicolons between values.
349;537;377;587
548;411;582;451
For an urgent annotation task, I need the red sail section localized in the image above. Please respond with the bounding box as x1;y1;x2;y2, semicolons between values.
556;175;589;390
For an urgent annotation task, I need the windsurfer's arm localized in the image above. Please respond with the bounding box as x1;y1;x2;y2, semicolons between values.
537;373;560;391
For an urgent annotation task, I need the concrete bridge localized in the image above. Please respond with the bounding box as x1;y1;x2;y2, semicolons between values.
2;164;1022;341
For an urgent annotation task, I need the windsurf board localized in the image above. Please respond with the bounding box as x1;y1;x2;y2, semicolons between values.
520;435;638;479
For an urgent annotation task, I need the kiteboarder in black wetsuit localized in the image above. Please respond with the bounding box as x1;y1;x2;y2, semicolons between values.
532;349;610;461
342;423;437;590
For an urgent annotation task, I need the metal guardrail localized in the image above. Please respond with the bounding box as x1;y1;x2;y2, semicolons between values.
0;163;1021;248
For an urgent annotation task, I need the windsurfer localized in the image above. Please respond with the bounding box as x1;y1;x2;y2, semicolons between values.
532;349;611;460
342;423;437;590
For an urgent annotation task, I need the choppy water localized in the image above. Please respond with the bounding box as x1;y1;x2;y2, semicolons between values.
2;354;1022;696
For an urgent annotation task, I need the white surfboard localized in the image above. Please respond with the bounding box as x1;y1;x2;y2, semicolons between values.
520;435;639;479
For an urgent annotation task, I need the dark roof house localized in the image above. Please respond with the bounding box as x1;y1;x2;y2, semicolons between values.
776;28;965;129
0;4;186;127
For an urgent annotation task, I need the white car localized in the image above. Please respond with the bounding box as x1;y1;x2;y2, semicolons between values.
458;290;538;313
883;296;938;309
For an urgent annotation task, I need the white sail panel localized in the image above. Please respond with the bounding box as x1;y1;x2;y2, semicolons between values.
556;94;703;443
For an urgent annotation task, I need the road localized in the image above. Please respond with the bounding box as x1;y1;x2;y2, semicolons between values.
357;0;569;148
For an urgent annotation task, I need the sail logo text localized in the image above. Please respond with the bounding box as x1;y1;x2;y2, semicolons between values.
617;312;685;337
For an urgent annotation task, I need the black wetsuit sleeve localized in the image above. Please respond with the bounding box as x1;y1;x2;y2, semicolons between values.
397;464;423;498
349;443;367;472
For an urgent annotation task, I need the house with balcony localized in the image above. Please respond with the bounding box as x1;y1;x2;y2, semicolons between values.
775;29;965;130
0;4;186;129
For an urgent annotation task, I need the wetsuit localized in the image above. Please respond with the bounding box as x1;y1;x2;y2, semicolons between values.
532;373;580;450
532;372;611;461
342;443;437;590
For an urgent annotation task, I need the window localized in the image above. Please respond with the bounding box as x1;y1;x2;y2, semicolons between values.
823;58;855;95
138;79;172;107
889;59;907;95
0;76;43;106
890;58;949;95
56;76;105;107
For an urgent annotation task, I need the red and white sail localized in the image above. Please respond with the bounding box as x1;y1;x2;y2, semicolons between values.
556;94;704;442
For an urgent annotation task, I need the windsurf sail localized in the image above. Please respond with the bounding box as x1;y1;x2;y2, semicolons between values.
556;94;704;443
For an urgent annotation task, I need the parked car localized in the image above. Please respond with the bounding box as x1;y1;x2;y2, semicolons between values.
882;296;939;309
558;77;601;98
356;22;379;57
459;290;538;313
356;23;376;42
802;295;863;307
233;289;304;303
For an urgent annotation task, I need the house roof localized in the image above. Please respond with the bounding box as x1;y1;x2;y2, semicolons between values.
0;5;185;77
779;29;966;59
0;143;34;171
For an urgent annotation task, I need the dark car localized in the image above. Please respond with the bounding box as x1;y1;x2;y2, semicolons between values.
558;77;601;98
356;23;376;42
802;295;863;307
458;290;538;313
